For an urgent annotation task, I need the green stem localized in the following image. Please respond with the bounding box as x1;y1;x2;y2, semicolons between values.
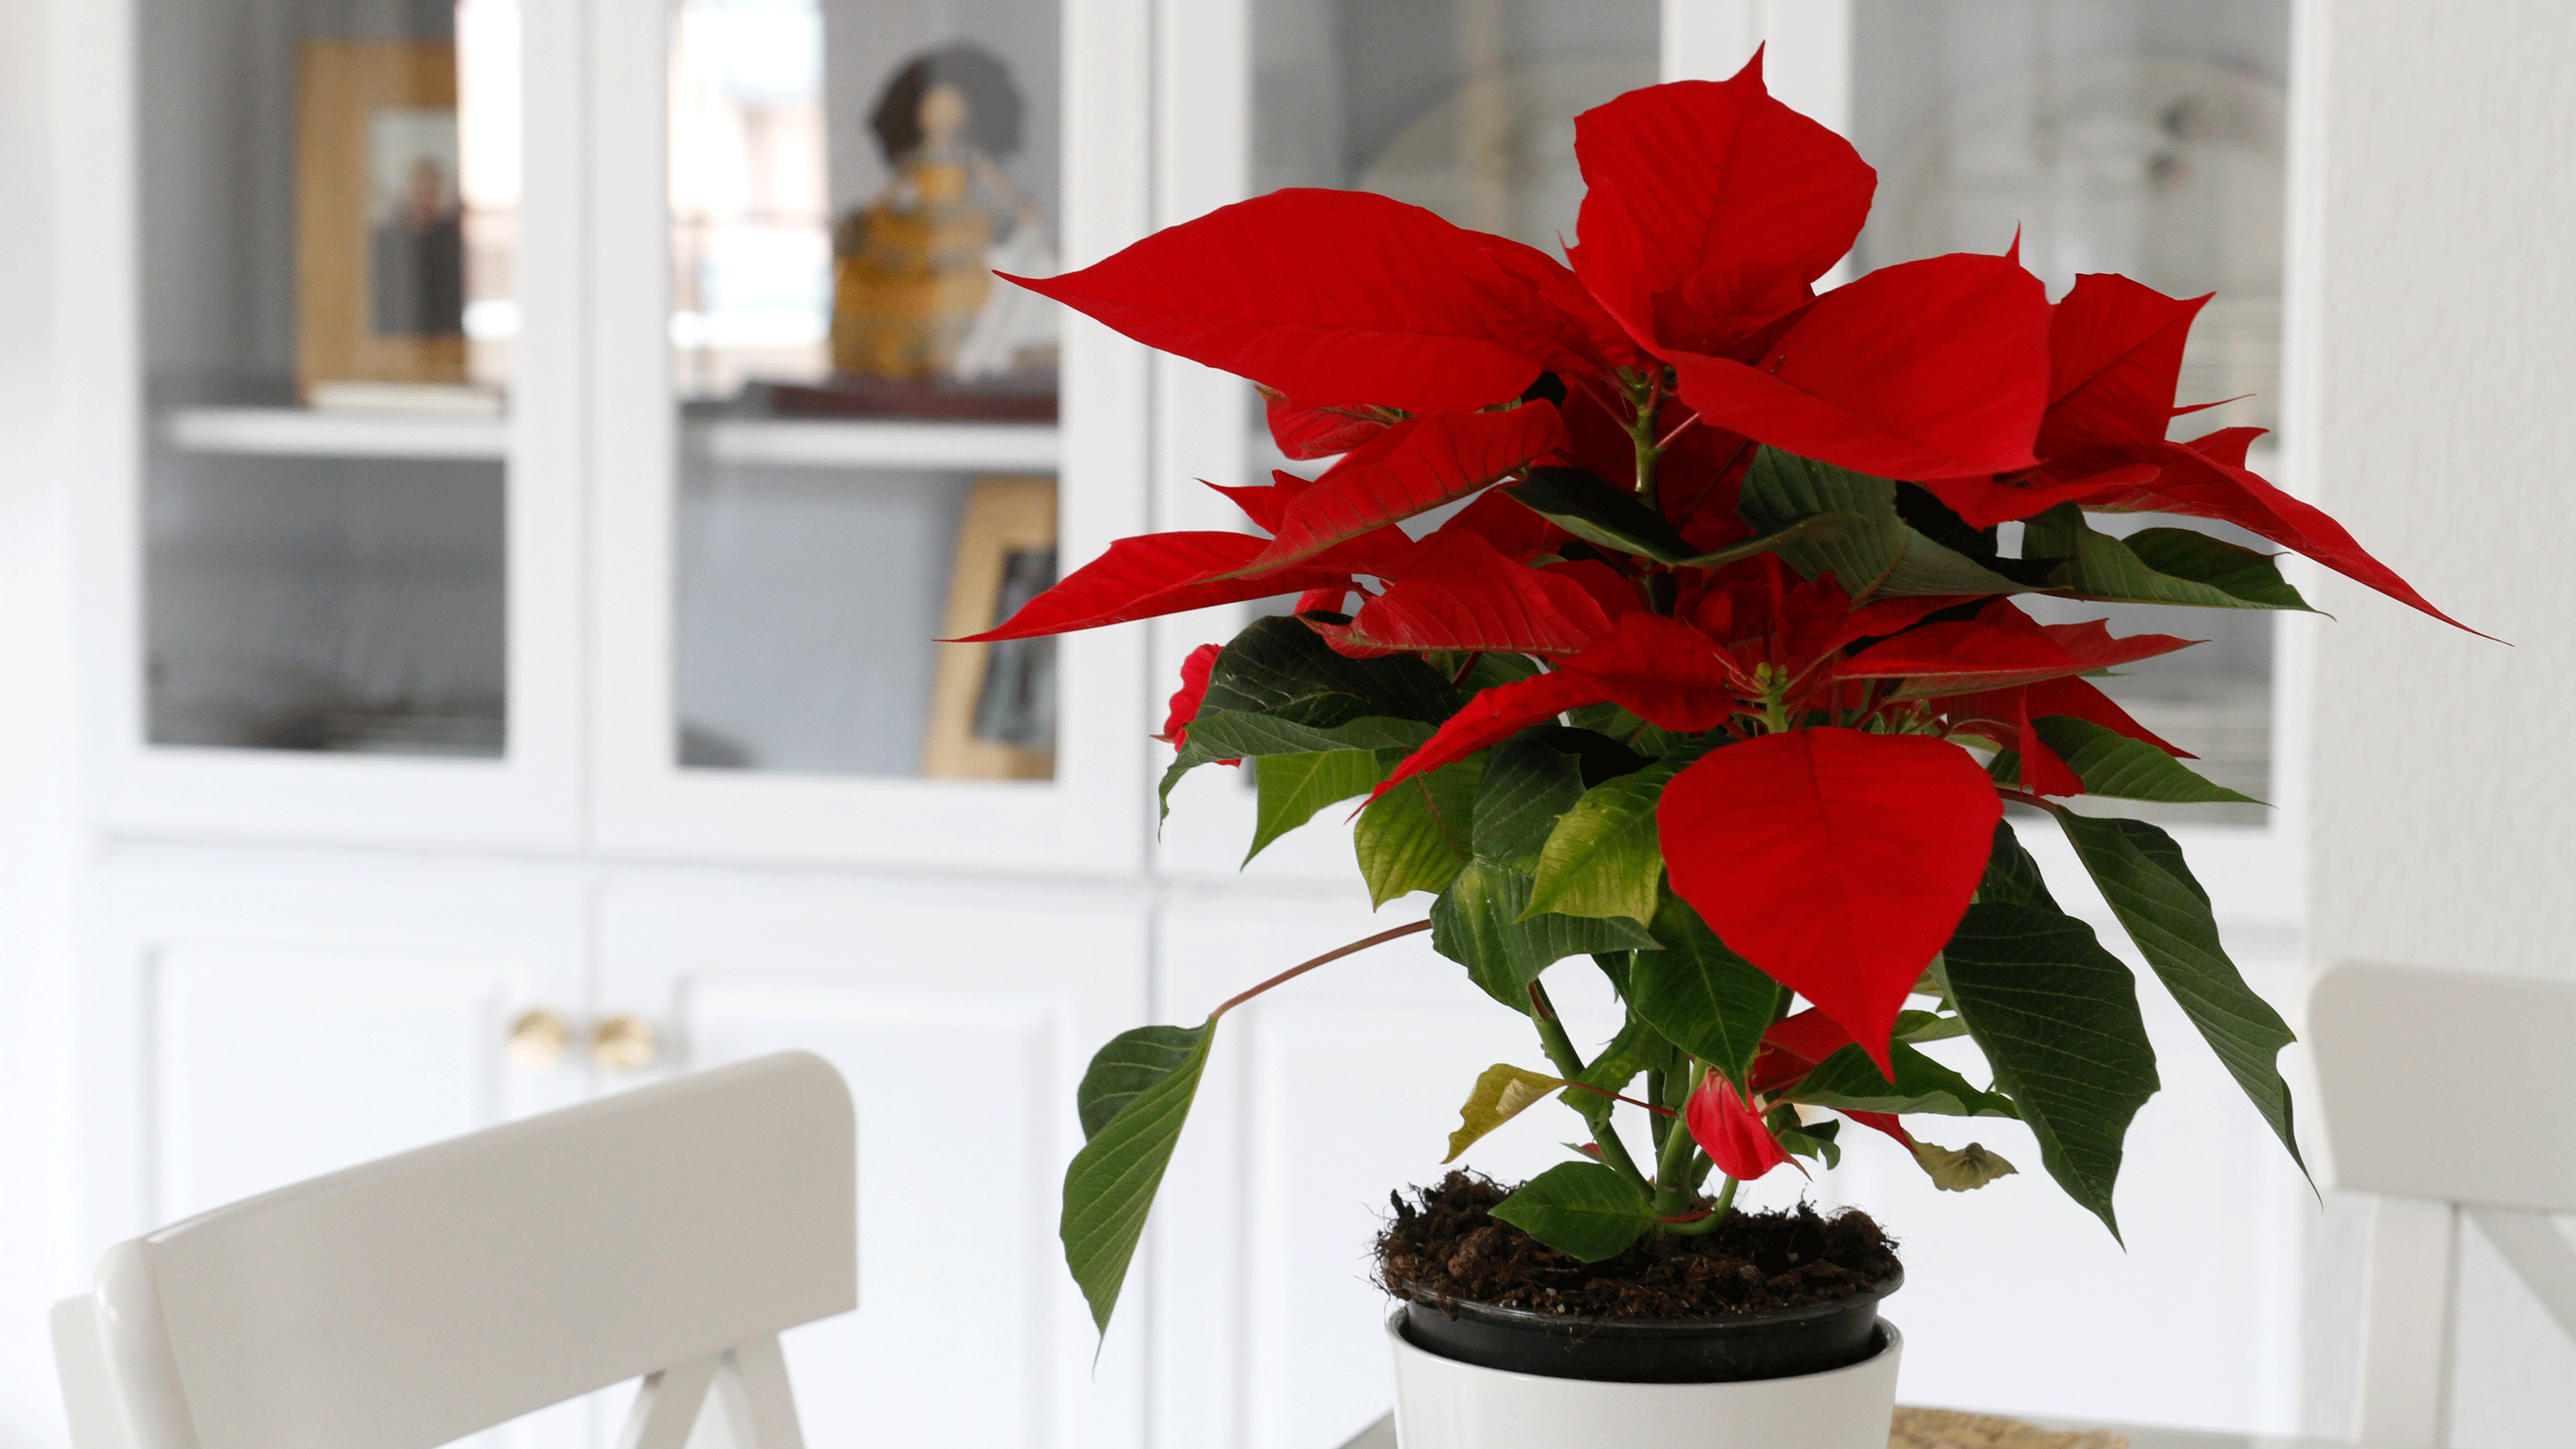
1650;1061;1707;1216
1629;374;1666;513
1529;982;1654;1197
1663;1175;1740;1236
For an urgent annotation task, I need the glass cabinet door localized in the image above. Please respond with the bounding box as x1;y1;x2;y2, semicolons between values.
668;0;1064;780
141;0;517;756
106;0;581;845
590;0;1148;869
1849;0;2294;823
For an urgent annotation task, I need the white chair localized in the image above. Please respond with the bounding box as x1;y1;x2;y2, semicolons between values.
52;1051;855;1449
2308;960;2576;1447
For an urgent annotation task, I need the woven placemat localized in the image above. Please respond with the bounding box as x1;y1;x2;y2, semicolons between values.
1891;1407;2129;1449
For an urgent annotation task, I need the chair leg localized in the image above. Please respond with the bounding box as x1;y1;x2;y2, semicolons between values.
2466;1205;2576;1344
2354;1195;2458;1448
714;1335;805;1449
616;1355;720;1449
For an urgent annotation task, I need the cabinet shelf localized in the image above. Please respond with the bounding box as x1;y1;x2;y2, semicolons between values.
692;418;1059;473
163;407;1063;473
166;407;508;460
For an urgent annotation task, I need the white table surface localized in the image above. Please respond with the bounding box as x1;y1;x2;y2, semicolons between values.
1336;1410;2368;1448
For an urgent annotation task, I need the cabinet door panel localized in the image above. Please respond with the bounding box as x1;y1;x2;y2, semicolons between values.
88;852;593;1449
687;978;1058;1449
598;876;1150;1449
153;945;517;1224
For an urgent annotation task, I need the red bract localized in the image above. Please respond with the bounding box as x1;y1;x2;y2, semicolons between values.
953;533;1360;642
1156;644;1239;768
1259;386;1395;460
1660;729;2001;1071
1665;253;2051;480
1307;529;1613;658
1942;675;2190;798
1235;405;1566;571
1917;272;2472;633
1686;1071;1798;1181
1004;188;1546;412
1567;54;1874;354
1836;599;2198;698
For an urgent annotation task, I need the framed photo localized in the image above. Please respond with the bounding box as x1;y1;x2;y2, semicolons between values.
923;477;1058;780
295;41;470;399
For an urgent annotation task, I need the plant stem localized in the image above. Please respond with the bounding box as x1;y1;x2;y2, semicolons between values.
1651;1060;1708;1216
1629;374;1666;512
1208;919;1431;1021
1528;981;1654;1197
1662;1175;1740;1236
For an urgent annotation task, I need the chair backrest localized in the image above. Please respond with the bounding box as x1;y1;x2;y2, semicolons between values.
2307;961;2576;1447
52;1051;856;1449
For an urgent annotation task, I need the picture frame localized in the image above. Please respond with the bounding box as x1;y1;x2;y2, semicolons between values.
295;40;471;401
922;476;1059;780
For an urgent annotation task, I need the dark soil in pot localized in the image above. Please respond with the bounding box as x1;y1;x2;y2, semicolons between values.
1377;1171;1903;1384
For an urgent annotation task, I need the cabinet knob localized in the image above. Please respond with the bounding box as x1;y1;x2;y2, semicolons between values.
506;1009;570;1071
592;1014;658;1071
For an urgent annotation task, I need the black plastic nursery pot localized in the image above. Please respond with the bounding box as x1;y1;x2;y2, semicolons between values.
1394;1269;1901;1385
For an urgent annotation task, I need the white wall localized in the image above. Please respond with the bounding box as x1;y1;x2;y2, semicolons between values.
0;0;85;1445
2300;1;2576;1443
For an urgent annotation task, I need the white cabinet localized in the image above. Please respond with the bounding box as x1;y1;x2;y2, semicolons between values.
80;848;591;1239
79;849;598;1449
597;873;1151;1449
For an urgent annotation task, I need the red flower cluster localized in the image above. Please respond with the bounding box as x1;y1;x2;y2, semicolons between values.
972;53;2453;1085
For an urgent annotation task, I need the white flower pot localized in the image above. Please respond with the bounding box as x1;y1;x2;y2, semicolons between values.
1387;1311;1902;1449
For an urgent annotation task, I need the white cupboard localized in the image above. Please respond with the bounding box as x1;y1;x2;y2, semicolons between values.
48;2;2322;1446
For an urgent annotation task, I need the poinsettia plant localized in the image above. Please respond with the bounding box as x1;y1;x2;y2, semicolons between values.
964;55;2465;1335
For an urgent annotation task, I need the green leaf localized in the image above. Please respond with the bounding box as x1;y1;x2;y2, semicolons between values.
1564;701;1654;747
1667;512;1868;570
1502;466;1697;562
1524;743;1714;923
1197;614;1460;726
2024;505;2314;611
1559;1016;1657;1117
1158;618;1456;816
1444;1063;1568;1162
1777;1122;1843;1170
1246;750;1385;863
1626;892;1781;1085
1185;709;1435;759
2054;811;2307;1176
1976;820;2061;910
1472;733;1588;870
1488;1160;1658;1261
1075;1024;1208;1139
1502;464;1862;571
1787;1042;2019;1118
1456;651;1545;699
1354;756;1482;906
1894;1009;1970;1044
1936;903;2161;1240
2032;716;2264;805
1430;861;1659;1008
1912;1138;2020;1191
1736;447;2025;599
1061;1020;1216;1333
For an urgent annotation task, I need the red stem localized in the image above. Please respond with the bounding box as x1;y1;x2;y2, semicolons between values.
1209;919;1433;1020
